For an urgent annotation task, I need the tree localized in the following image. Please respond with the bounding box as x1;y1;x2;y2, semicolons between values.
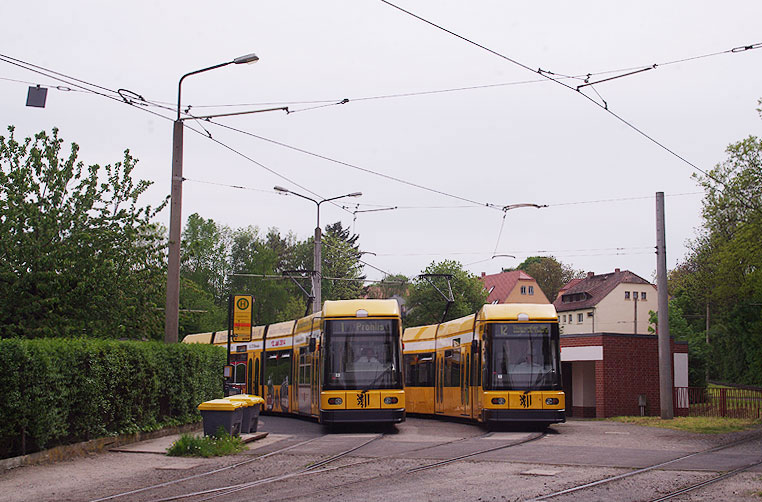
0;127;167;339
405;260;488;327
227;226;306;325
181;213;231;305
512;256;584;302
670;131;762;385
321;222;366;301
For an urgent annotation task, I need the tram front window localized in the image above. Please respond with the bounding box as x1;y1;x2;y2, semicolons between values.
486;323;560;390
324;319;401;390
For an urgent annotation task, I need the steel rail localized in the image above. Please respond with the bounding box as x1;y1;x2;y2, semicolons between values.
648;458;762;502
149;433;385;502
89;436;323;502
531;433;762;501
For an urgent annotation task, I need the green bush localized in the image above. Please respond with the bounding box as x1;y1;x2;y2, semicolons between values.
0;338;225;459
166;427;245;457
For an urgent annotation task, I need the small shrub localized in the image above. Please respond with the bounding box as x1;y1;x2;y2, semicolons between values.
166;428;245;457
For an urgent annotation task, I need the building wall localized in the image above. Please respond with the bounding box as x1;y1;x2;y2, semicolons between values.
558;283;657;335
561;334;689;418
503;280;550;304
595;283;657;335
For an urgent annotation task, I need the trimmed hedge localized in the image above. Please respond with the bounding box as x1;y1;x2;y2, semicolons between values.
0;338;225;459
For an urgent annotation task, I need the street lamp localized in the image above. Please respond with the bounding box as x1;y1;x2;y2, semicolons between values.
274;186;362;313
165;52;259;344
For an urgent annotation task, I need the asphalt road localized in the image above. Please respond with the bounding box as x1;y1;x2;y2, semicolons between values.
1;416;761;502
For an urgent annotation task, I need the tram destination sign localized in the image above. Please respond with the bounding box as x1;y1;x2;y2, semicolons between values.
494;324;549;336
332;319;391;335
232;294;254;342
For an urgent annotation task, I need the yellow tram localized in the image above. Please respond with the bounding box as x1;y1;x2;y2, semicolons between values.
403;303;565;425
186;299;405;424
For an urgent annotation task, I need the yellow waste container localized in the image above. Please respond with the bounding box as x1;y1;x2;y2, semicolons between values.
197;399;245;436
227;395;265;433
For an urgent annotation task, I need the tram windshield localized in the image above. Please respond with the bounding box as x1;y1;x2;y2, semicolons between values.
486;323;561;391
323;319;401;390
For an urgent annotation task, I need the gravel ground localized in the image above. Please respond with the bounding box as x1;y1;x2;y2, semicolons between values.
1;418;760;502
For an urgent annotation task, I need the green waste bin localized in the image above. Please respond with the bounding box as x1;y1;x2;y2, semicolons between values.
227;395;264;433
197;399;245;436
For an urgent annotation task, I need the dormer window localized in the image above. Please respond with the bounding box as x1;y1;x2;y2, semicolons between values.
521;286;527;295
528;286;534;295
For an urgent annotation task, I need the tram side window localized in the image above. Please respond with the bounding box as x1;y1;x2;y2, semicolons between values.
444;350;461;387
264;350;292;389
404;353;434;387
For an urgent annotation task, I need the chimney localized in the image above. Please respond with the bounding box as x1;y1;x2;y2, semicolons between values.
615;268;621;273
481;272;486;278
587;271;594;278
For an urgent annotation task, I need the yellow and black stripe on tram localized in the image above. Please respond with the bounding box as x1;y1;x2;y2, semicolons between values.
403;303;565;425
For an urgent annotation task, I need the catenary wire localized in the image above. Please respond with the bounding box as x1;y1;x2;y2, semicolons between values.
375;1;762;212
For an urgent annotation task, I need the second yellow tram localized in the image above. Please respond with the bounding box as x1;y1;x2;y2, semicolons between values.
403;303;565;425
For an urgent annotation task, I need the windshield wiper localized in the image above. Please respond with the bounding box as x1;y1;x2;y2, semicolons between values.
361;365;393;394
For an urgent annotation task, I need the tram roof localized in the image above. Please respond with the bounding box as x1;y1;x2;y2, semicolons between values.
402;324;437;342
323;299;400;318
181;332;215;344
477;303;558;321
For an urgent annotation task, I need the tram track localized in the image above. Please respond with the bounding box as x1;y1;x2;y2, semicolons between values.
229;431;549;502
530;433;762;502
122;428;546;502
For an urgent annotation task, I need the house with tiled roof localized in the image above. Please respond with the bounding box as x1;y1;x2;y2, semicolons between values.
553;268;688;418
480;270;549;304
553;268;656;335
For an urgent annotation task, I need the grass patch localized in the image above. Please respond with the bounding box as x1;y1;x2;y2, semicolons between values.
167;428;246;457
608;416;762;434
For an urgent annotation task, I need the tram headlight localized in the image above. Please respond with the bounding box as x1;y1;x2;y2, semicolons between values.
328;397;343;405
545;398;559;405
491;397;506;405
383;396;398;405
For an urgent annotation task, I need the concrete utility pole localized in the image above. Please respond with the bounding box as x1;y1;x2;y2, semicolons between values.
656;192;674;419
164;53;260;344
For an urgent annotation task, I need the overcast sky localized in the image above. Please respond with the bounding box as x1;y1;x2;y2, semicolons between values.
2;1;761;286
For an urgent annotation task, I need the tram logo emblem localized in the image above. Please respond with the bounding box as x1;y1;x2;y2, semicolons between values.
356;392;370;408
520;394;532;408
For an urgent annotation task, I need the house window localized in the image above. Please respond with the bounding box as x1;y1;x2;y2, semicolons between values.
625;291;630;300
520;286;527;295
562;315;566;322
577;313;583;323
633;292;639;300
641;291;647;300
528;286;534;295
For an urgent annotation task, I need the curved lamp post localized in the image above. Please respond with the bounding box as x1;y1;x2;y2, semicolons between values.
274;186;361;313
165;53;259;344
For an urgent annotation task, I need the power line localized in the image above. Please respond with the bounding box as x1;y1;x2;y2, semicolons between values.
375;1;762;212
201;118;505;210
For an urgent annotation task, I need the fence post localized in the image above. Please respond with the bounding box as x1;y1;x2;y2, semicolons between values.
719;388;727;417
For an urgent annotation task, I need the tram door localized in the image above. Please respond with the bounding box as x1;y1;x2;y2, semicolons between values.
297;346;311;415
460;345;469;416
435;350;445;414
310;319;320;417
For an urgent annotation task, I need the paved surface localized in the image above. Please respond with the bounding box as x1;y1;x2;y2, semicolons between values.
0;417;760;502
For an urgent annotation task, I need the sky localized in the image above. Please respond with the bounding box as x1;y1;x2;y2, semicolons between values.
2;1;761;286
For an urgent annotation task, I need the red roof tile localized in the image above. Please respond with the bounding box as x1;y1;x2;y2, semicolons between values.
481;270;536;304
553;269;652;311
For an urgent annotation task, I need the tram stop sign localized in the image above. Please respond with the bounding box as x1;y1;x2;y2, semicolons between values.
232;295;254;342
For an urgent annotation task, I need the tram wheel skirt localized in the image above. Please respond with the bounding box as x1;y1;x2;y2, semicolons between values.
482;409;565;424
321;409;406;424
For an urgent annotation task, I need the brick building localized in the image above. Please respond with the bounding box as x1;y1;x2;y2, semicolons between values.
554;269;689;418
